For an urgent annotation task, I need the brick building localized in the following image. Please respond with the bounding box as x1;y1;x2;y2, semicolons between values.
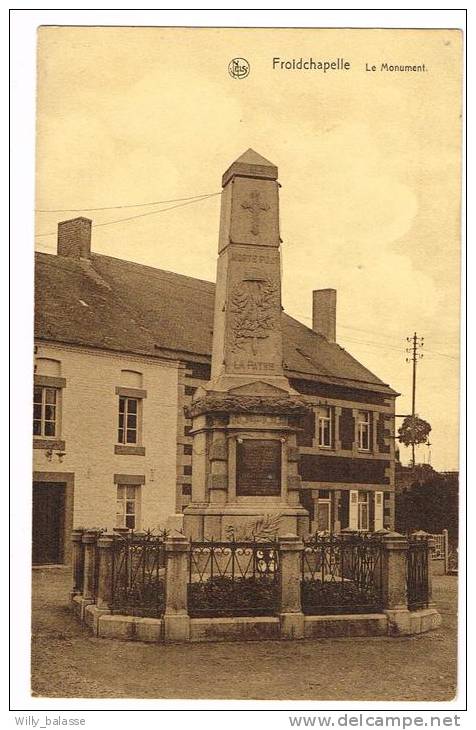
33;217;398;564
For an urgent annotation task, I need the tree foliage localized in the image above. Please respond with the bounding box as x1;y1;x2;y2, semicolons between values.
395;470;458;539
397;415;432;447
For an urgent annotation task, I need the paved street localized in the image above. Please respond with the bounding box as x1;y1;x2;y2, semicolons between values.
31;568;457;701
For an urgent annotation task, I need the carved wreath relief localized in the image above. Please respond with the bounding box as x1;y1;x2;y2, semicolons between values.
224;513;283;541
230;277;278;354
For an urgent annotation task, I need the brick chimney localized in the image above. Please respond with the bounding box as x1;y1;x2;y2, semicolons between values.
57;217;92;259
312;289;336;342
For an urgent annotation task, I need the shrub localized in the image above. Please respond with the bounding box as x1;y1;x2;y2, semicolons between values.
301;578;382;615
188;575;278;617
111;577;165;618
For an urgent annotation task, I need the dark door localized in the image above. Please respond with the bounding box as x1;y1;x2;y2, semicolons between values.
32;482;66;564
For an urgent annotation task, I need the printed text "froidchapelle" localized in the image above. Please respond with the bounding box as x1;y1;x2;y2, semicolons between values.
272;57;351;71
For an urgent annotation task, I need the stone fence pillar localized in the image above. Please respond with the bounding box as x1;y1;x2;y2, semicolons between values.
96;533;115;610
164;534;190;642
278;534;304;639
381;530;411;635
82;530;99;603
71;528;85;597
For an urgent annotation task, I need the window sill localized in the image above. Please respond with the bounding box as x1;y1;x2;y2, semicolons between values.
33;438;66;451
114;444;146;456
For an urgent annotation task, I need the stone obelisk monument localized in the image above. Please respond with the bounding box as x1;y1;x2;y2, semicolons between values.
183;149;309;540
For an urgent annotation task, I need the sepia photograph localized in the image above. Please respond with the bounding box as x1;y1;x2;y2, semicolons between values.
12;15;464;710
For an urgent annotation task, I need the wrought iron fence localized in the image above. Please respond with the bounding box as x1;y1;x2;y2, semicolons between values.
92;541;101;600
407;535;430;610
110;530;166;617
448;542;458;573
430;532;446;560
301;533;384;615
76;539;85;594
188;540;280;617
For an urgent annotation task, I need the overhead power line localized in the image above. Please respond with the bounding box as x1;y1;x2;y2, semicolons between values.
340;336;405;353
36;191;222;213
35;192;221;238
343;335;457;361
293;310;457;360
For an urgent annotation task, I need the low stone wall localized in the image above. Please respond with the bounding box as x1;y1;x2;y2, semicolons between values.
304;613;388;639
190;616;280;643
73;596;441;643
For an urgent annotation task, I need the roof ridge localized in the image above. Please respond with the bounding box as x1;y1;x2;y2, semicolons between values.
91;252;216;287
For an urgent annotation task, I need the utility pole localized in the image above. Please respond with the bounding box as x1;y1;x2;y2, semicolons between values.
406;332;424;466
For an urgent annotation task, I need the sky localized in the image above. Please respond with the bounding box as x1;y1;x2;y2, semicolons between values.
34;26;462;470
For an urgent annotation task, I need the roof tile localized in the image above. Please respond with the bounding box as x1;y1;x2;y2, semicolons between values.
35;251;395;394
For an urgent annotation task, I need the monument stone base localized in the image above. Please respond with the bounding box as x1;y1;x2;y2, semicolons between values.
183;502;309;541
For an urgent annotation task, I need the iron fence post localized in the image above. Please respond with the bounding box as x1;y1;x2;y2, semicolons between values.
96;533;115;610
415;531;436;608
82;530;99;603
427;534;437;608
278;534;305;639
443;528;449;575
164;534;190;642
70;528;85;598
381;531;411;635
340;527;357;580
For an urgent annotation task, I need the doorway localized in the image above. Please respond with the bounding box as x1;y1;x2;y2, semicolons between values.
32;482;66;564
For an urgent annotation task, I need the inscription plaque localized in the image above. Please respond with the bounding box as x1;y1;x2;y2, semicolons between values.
236;439;282;496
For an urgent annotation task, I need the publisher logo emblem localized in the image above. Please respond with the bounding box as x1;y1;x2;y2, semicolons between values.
228;58;250;79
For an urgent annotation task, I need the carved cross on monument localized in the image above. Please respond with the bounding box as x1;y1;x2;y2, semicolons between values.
241;190;270;236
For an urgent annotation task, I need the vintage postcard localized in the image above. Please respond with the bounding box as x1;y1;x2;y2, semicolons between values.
27;23;463;706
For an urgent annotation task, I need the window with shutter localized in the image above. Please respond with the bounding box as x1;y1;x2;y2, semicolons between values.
374;491;384;531
349;490;358;529
339;408;355;450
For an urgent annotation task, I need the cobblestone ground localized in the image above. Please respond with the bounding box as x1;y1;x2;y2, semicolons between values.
31;568;457;701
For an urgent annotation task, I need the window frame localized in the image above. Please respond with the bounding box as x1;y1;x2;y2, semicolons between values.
357;491;370;531
115;484;141;531
317;405;333;448
117;395;142;446
33;385;60;438
357;410;371;451
316;498;331;532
